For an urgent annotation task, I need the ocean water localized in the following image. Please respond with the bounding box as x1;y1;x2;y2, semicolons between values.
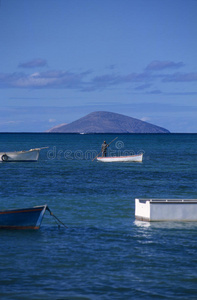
0;133;197;300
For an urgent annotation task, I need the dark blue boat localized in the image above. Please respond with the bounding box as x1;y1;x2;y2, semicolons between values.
0;205;48;229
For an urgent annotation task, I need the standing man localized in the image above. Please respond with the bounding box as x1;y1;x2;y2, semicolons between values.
101;140;108;157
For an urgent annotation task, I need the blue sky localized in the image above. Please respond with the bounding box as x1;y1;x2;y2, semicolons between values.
0;0;197;132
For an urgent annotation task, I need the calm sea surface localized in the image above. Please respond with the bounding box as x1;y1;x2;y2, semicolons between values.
0;133;197;300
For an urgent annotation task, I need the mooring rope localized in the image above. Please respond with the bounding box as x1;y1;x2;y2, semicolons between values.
47;207;68;228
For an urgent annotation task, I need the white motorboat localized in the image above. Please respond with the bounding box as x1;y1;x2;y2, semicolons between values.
97;153;143;162
0;147;48;162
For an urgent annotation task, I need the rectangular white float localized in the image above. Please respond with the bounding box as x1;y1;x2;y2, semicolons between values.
135;198;197;221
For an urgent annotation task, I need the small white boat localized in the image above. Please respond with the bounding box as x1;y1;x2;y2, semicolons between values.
0;147;48;162
97;153;143;162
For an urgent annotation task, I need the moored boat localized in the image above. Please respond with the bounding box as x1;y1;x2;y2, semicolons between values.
0;205;49;229
97;153;143;162
0;147;48;162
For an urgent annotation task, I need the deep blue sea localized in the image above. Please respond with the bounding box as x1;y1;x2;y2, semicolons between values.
0;133;197;300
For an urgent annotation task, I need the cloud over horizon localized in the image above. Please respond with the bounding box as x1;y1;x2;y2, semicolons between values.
0;60;196;94
0;70;86;89
145;61;185;71
162;72;197;82
18;59;47;69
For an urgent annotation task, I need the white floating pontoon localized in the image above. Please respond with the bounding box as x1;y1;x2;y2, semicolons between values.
135;198;197;221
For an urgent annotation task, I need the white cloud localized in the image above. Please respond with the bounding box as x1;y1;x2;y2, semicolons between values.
18;59;47;69
140;117;150;122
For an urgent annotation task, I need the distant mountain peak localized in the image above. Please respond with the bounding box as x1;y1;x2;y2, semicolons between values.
47;111;170;133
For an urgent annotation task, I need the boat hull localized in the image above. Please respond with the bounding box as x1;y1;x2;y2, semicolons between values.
0;149;40;162
0;205;48;229
97;154;143;162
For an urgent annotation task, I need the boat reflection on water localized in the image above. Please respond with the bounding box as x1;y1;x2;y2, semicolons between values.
134;220;197;230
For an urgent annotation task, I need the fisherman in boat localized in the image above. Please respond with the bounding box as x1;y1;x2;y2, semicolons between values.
101;141;108;157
